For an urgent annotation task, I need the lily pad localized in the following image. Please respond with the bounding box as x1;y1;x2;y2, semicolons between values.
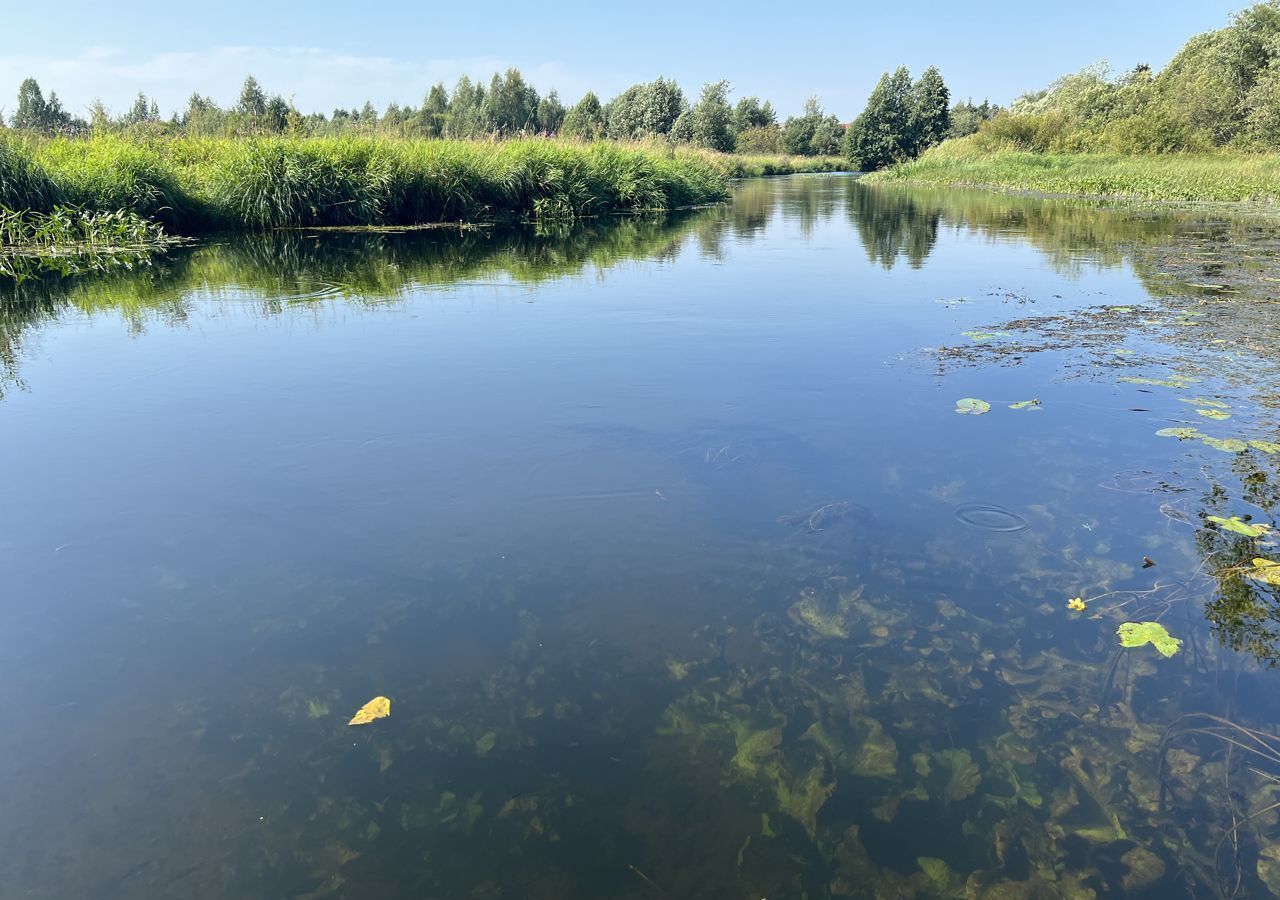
1180;398;1229;409
1119;375;1201;388
1155;427;1203;440
1250;440;1280;454
955;398;991;416
1201;437;1248;453
1207;515;1271;538
1247;559;1280;587
1009;399;1042;411
1196;409;1232;420
961;330;1011;343
1117;622;1182;658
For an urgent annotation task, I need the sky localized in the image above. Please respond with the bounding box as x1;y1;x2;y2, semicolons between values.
0;1;1248;121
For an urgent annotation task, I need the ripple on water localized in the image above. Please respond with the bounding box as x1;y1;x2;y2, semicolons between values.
954;502;1030;533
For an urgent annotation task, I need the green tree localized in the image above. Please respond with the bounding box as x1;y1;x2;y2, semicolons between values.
947;99;998;139
265;95;290;132
88;98;111;131
605;77;685;139
12;78;47;130
537;89;565;134
682;80;735;151
782;97;841;155
11;77;75;133
446;75;486;137
843;67;914;170
732;96;776;134
561;91;606;139
908;66;951;154
237;75;268;118
125;91;152;124
421;83;449;137
485;68;539;134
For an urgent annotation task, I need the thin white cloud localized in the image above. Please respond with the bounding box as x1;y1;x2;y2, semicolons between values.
0;46;588;118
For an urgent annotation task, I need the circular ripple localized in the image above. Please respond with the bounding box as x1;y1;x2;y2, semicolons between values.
954;502;1030;533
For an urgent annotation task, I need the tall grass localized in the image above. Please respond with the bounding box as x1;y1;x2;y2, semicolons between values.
869;136;1280;203
0;134;851;234
0;139;61;211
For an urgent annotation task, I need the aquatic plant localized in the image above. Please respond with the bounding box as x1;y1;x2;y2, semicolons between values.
0;205;176;283
1117;621;1183;657
954;397;990;415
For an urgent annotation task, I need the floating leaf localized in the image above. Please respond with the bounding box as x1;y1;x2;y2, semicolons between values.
1247;559;1280;587
1156;427;1203;440
1207;515;1271;537
1117;622;1182;658
1250;440;1280;454
1009;399;1042;411
1180;398;1229;409
955;398;991;416
1067;597;1086;611
961;330;1011;343
1201;437;1248;453
1119;375;1200;388
1196;409;1232;420
348;695;391;726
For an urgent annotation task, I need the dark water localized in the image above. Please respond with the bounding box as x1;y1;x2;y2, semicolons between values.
3;177;1280;899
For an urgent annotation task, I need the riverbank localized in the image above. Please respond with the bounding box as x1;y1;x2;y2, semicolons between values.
0;135;841;236
865;137;1280;203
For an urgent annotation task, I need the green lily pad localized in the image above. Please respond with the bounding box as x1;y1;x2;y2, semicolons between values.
1009;399;1042;411
1155;427;1203;440
1250;440;1280;454
1201;437;1248;453
955;398;991;416
961;330;1012;343
1196;409;1232;420
1207;515;1271;537
1117;622;1182;658
1180;398;1229;409
1119;375;1201;388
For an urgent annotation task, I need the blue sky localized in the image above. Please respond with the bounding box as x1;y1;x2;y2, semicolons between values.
0;1;1245;120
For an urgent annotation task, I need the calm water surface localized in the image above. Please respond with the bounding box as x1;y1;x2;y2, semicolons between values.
3;177;1280;899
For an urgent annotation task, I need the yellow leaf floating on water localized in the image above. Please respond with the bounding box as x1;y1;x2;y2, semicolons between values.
348;696;391;726
1250;559;1280;587
1067;597;1087;611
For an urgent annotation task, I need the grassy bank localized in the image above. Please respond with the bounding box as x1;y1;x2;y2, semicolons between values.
867;137;1280;203
0;135;839;235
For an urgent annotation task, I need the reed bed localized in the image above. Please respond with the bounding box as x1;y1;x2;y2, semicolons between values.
0;134;841;234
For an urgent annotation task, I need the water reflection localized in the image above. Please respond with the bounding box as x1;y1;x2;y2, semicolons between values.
1;176;1280;898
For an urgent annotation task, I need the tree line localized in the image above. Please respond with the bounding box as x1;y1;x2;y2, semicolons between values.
959;1;1280;153
1;67;995;169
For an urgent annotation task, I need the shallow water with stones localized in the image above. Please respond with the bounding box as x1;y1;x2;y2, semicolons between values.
2;176;1280;899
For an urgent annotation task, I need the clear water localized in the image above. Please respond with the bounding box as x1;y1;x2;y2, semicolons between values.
2;176;1280;899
